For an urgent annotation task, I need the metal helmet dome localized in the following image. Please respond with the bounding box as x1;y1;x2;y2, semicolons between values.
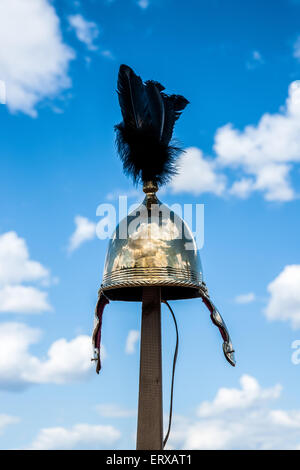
102;185;204;302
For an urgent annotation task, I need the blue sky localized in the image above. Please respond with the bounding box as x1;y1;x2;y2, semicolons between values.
1;0;300;449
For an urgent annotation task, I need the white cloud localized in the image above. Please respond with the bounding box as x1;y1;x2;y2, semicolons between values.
68;216;97;252
28;423;120;450
26;334;103;385
68;14;99;51
0;285;51;313
0;414;20;435
137;0;149;8
106;0;149;7
0;0;74;116
214;81;300;201
293;36;300;60
125;330;140;354
0;232;49;286
197;375;281;418
0;322;100;390
101;50;115;60
170;82;300;202
169;375;300;450
0;232;52;314
246;50;264;70
106;188;140;201
0;80;6;104
265;265;300;329
96;403;136;418
229;178;255;198
253;51;263;61
170;147;226;196
234;292;256;304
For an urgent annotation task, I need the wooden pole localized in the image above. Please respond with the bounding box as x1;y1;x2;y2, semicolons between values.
136;287;163;450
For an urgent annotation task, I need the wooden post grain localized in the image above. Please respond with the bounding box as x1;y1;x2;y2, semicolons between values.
136;287;163;450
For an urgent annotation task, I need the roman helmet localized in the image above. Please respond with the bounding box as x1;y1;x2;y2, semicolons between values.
92;65;235;374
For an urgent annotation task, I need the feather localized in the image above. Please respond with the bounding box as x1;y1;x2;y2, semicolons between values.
145;80;165;140
116;64;149;129
115;64;189;186
161;94;188;146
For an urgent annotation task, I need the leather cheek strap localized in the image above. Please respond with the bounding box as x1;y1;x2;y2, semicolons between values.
92;288;236;371
200;293;236;367
92;290;110;374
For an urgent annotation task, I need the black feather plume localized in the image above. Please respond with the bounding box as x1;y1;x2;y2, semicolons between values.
115;65;189;186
